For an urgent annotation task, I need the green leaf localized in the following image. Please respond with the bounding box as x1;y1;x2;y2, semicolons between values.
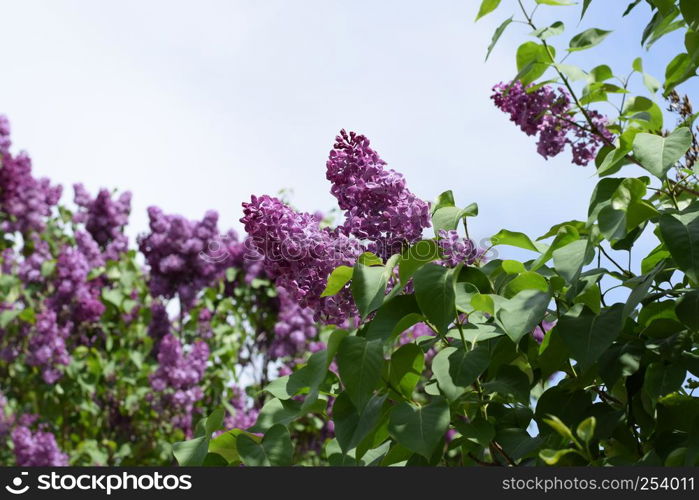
581;0;592;19
597;146;631;177
432;205;476;235
475;0;501;20
333;393;387;453
676;290;699;330
569;28;612;52
237;425;293;466
623;96;664;131
590;177;657;243
249;398;305;432
432;347;464;402
665;52;697;94
540;448;579;465
531;21;565;40
448;345;490;387
557;304;624;369
589;64;613;82
389;343;425;400
556;63;588;82
502;260;526;274
516;42;555;85
195;408;225;437
486;17;513;61
321;265;354;297
553;239;590;283
172;437;209;466
576;416;596;444
337;336;384;410
0;309;20;329
483;365;530;403
398;240;439;283
659;205;699;283
503;271;549;298
680;0;699;30
458;266;494;293
432;190;455;213
644;362;686;399
491;229;548;253
632;128;693;178
388;399;450;458
543;415;578;444
208;431;242;464
623;261;665;320
352;261;388;320
102;288;123;309
365;295;422;342
413;264;456;335
286;350;329;410
496;290;551;343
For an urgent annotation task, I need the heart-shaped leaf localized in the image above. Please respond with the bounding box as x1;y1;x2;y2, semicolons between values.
633;128;692;178
237;424;293;466
388;399;450;458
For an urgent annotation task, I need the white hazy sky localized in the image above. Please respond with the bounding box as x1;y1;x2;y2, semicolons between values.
0;0;691;261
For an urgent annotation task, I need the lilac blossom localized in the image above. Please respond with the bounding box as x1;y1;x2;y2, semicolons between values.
491;81;613;167
147;301;171;353
326;130;431;257
149;333;209;435
48;241;104;325
73;184;131;260
12;426;69;466
25;308;71;384
17;236;52;284
0;115;62;233
437;230;481;267
138;207;230;310
240;195;362;325
269;287;318;360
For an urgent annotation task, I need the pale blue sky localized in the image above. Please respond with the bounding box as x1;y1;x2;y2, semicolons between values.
0;0;693;263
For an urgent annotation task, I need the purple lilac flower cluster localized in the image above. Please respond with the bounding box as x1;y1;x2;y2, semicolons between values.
223;386;259;430
17;236;51;284
241;195;362;325
11;426;69;466
147;301;171;353
73;184;132;261
47;234;105;325
326;130;431;258
138;207;233;310
25;309;71;384
269;287;318;360
491;81;613;166
437;230;483;267
0;116;62;234
149;333;209;435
